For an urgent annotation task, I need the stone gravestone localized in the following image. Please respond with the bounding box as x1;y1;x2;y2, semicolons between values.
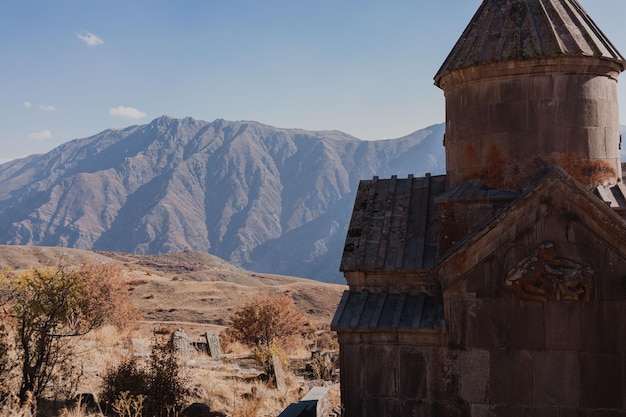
206;332;221;359
272;355;288;395
171;329;197;357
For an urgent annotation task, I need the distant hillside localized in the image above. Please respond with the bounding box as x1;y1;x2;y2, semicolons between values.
0;244;346;327
0;117;445;283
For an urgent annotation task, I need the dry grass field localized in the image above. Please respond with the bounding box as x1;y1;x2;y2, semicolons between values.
0;245;347;416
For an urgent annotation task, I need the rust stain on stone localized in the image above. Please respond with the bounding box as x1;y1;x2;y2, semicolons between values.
465;145;507;189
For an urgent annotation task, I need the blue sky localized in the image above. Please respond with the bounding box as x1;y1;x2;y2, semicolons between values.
1;0;625;162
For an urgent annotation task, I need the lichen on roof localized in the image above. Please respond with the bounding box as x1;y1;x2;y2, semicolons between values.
434;0;625;86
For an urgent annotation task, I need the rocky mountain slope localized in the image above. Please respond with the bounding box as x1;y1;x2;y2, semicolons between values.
0;116;445;283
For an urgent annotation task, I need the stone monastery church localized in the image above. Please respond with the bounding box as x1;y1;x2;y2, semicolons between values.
331;0;626;415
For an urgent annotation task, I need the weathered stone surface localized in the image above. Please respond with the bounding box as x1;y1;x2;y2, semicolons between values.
544;302;581;350
521;408;559;417
580;353;624;409
532;351;580;407
470;404;495;417
338;343;362;416
556;409;587;417
490;349;533;406
585;410;626;417
206;332;221;359
466;260;507;298
491;405;523;417
362;398;388;417
301;387;330;417
467;298;506;349
272;355;287;395
581;302;626;353
398;348;427;399
453;349;490;404
363;345;395;397
171;330;197;357
505;300;545;349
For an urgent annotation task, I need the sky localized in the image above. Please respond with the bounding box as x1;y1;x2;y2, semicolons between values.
1;0;626;162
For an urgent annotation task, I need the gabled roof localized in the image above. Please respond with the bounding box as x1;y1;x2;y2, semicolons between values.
435;0;625;85
340;174;446;272
436;168;626;289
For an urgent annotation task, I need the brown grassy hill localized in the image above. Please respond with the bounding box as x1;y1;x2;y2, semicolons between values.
0;244;346;332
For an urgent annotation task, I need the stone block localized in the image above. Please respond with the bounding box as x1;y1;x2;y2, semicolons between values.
470;404;495;417
398;400;431;417
531;351;579;407
580;352;624;409
362;397;390;417
364;345;396;397
521;408;559;417
206;332;222;359
492;405;523;417
544;302;581;350
505;299;545;349
454;349;490;403
594;250;626;301
490;349;533;406
300;387;329;417
272;355;287;395
581;302;624;353
339;344;362;416
466;264;501;297
398;348;427;400
467;299;506;349
585;411;626;417
557;409;587;417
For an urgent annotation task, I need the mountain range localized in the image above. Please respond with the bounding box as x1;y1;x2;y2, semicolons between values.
0;116;445;283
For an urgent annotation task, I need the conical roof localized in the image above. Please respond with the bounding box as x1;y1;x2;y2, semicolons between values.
434;0;625;86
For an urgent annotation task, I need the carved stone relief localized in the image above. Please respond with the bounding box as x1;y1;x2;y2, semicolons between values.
505;243;595;302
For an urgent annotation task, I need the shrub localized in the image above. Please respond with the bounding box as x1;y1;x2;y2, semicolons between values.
0;263;138;403
228;294;307;348
145;337;187;417
253;343;290;378
101;336;187;417
101;356;148;408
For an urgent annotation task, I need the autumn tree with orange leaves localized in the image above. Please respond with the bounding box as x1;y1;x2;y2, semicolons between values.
0;263;137;403
229;294;307;348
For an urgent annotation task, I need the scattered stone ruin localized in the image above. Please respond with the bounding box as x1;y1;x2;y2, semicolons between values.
331;0;626;415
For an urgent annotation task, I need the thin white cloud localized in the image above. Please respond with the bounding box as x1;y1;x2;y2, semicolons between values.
29;130;52;141
109;106;147;120
23;101;32;109
76;32;104;47
39;105;56;112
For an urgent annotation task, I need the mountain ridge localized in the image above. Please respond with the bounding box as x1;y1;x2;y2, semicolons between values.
0;117;445;283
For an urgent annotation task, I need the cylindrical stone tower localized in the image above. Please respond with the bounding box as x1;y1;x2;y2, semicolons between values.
434;0;625;191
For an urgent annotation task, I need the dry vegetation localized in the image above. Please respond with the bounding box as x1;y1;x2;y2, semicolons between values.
0;245;346;417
